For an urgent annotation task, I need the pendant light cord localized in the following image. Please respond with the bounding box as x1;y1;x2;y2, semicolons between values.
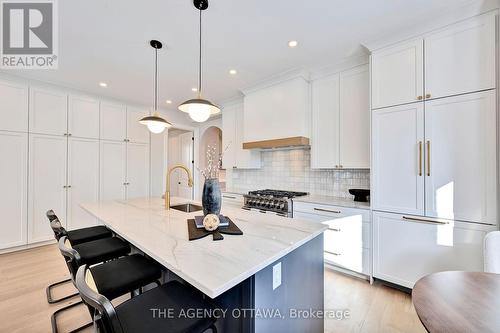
198;7;202;98
154;47;158;111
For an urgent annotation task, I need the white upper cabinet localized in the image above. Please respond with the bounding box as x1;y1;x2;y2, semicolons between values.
310;65;370;169
0;131;28;249
126;107;150;143
126;142;150;198
424;14;496;100
68;95;100;139
100;102;127;142
372;13;496;110
29;87;68;135
100;140;126;201
243;77;310;142
339;65;370;169
28;134;67;243
371;39;424;109
222;102;261;169
424;91;496;224
67;137;100;230
311;74;340;169
372;103;425;215
0;79;28;132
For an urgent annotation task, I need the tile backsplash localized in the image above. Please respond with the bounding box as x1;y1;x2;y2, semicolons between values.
228;149;370;198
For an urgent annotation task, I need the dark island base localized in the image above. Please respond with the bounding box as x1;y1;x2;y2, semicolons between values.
212;234;324;332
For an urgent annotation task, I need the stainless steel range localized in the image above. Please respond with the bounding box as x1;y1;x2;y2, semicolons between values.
243;189;308;217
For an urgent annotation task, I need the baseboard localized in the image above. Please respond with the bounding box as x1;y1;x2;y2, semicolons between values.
0;239;56;255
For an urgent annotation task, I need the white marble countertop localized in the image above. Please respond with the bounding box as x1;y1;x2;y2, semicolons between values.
81;197;327;298
293;195;370;210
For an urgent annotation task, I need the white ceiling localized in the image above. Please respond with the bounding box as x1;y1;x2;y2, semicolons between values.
2;0;479;110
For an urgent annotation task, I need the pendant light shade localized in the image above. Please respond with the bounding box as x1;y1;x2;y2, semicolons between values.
139;40;172;133
178;0;220;123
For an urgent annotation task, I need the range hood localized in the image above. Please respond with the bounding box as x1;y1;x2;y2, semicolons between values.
243;136;310;150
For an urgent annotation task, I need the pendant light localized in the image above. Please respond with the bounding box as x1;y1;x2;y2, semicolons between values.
139;40;172;134
178;0;220;123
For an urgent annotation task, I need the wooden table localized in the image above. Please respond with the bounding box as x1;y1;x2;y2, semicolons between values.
412;271;500;333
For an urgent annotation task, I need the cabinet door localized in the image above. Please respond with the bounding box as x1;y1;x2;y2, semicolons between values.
100;140;126;200
371;39;424;109
100;102;126;142
311;74;340;168
425;91;496;224
222;104;237;169
29;88;68;135
373;211;488;288
372;103;424;215
235;103;261;169
28;134;67;243
339;65;370;168
127;107;150;143
68;95;100;139
126;142;150;199
425;14;495;100
0;131;28;249
67;138;99;230
0;79;28;132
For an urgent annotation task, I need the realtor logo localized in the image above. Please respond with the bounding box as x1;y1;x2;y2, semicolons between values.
1;0;58;69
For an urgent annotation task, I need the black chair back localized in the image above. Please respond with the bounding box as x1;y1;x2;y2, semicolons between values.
75;265;124;333
46;210;68;240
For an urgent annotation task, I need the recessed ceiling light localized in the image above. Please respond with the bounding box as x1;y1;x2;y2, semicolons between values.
166;100;172;104
288;40;298;48
192;87;198;92
99;82;108;87
229;69;237;75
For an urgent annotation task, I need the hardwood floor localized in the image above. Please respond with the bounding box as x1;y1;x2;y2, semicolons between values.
0;244;426;333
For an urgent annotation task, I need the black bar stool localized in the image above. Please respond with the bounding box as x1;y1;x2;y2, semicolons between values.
46;210;113;304
53;236;162;333
76;264;218;333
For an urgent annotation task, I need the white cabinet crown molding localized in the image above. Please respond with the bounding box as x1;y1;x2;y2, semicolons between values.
363;6;498;52
240;68;310;96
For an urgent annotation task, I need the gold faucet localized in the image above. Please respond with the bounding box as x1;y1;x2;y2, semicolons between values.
165;164;194;209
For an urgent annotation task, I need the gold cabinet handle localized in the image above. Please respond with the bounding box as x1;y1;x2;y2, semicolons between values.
402;216;449;225
314;207;341;214
325;250;342;256
329;228;341;232
418;141;423;176
222;195;236;199
425;93;431;99
417;96;423;100
426;141;431;176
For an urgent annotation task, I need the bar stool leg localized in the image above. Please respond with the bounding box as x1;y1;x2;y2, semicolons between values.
46;278;79;304
51;301;92;333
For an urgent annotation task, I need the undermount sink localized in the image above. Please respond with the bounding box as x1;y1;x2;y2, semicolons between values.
170;203;203;213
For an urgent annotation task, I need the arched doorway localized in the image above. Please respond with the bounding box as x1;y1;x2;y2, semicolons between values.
199;126;225;191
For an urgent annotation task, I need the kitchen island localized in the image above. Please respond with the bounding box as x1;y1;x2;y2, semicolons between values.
82;197;327;333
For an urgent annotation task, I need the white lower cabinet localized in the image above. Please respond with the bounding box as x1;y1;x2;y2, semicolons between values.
372;211;492;288
293;202;371;277
0;131;28;249
28;134;67;243
100;141;127;201
67;138;99;230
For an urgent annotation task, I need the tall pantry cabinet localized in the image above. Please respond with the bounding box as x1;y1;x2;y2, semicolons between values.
371;12;498;288
0;79;151;250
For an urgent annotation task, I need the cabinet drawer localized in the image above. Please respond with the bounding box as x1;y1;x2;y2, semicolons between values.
373;211;493;288
324;222;371;251
325;247;370;275
293;201;370;221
